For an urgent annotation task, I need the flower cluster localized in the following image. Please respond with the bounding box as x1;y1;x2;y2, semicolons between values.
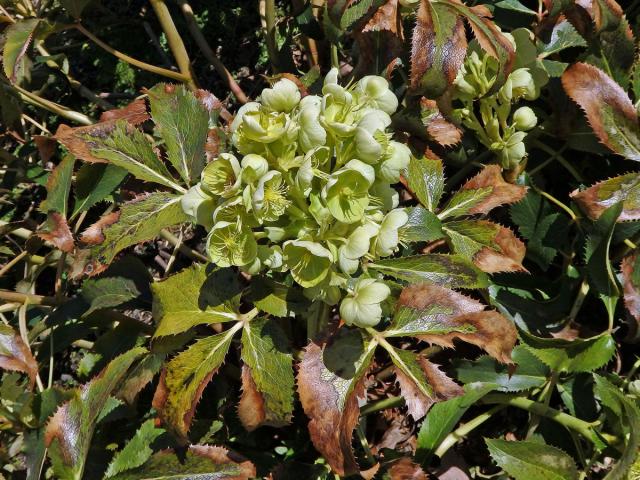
181;70;411;327
452;47;538;170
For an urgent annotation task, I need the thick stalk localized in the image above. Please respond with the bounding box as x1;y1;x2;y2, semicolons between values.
149;0;198;90
0;289;60;306
260;0;279;71
175;0;248;103
434;405;505;458
12;83;92;125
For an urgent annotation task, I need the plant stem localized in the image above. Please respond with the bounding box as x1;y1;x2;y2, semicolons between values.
261;0;279;71
75;23;190;84
159;229;208;262
532;140;583;183
175;0;248;103
434;405;505;458
360;395;404;416
0;289;60;306
149;0;198;90
481;394;601;443
10;82;93;125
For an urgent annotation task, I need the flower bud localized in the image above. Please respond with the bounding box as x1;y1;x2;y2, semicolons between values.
379;141;410;183
509;68;536;100
512;106;537;131
261;78;301;113
340;278;390;327
180;184;215;229
375;209;408;257
240;154;269;183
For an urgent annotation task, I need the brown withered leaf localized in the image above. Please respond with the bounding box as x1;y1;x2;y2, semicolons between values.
421;98;462;147
362;0;402;35
387;457;428;480
37;212;74;253
460;165;528;214
297;330;375;476
99;98;150;125
54;122;122;164
410;0;467;98
0;324;38;389
237;366;266;431
570;173;640;221
472;224;527;273
621;252;640;342
562;62;640;161
33;135;57;164
79;211;120;245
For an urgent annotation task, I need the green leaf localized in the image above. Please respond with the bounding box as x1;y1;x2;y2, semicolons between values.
80;276;140;317
2;18;40;83
439;187;492;219
297;328;377;476
40;155;74;218
495;0;536;15
406;156;445;212
486;438;579;480
108;445;255;480
340;0;384;30
239;318;294;430
80;192;189;276
153;328;236;437
519;330;616;373
539;21;586;57
370;254;489;289
572;172;640;222
247;277;308;317
416;382;497;461
593;375;640;479
60;0;93;18
147;84;209;186
400;206;445;243
105;419;165;478
72;163;128;217
152;265;241;337
454;346;548;392
45;347;146;480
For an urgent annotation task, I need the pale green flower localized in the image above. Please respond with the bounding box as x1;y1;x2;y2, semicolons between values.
207;220;257;267
230;102;260;134
354;110;392;163
494;131;527;169
338;223;379;274
180;184;215;229
237;109;298;149
513;106;537;131
375;209;408;257
261;78;301;113
298;95;326;152
507;68;536;101
369;180;399;211
201;153;242;198
324;160;375;224
340;278;390;327
240;154;269;183
252;170;290;222
356;75;398;115
283;240;333;288
213;197;257;227
379;141;411;183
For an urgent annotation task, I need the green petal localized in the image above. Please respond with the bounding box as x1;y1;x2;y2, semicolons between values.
283;240;332;288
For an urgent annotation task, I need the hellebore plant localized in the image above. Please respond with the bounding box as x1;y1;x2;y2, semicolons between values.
181;70;410;328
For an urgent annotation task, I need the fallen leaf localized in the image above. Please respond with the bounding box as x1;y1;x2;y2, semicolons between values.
388;457;428;480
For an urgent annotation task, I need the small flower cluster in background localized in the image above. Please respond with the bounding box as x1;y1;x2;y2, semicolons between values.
181;70;412;327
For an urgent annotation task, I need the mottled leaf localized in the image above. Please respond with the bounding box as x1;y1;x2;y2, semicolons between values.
486;439;579;480
105;419;165;478
539;20;586;57
421;98;462;147
571;172;640;221
406;156;445;212
238;318;294;430
562;62;640;161
297;328;376;476
152;265;241;337
3;18;40;82
386;458;427;480
152;329;236;437
45;347;146;480
399;207;445;243
0;324;38;389
108;445;256;480
99;98;150;125
37;212;74;253
147;84;209;185
80;276;140;316
40;155;75;217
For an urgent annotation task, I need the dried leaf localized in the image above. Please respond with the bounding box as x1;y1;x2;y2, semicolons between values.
562;62;640;161
421;98;462;147
571;172;640;221
79;211;120;245
37;212;74;253
387;457;428;480
298;329;376;476
0;324;38;389
620;252;640;341
99;98;150;125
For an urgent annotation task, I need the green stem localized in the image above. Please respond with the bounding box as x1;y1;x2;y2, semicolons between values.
75;23;190;84
330;43;339;69
262;0;279;71
532;140;583;183
11;82;92;125
149;0;198;90
482;394;601;443
434;405;505;458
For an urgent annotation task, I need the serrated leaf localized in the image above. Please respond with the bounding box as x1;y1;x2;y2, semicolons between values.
40;155;74;218
519;330;616;373
37;212;74;253
495;0;536;14
105;419;165;478
454;346;548;392
486;438;579;480
147;84;209;186
80;276;140;317
410;0;467;98
238;318;294;430
72;163;128;217
416;382;497;461
3;18;40;83
45;347;146;480
77;192;189;277
152;265;241;337
562;63;640;161
539;21;586;57
297;328;376;476
370;254;489;289
55;121;184;192
399;206;445;243
392;283;517;363
0;324;38;389
406;156;445;212
152;329;236;437
108;445;256;480
389;347;462;420
421;98;462;147
622;252;640;342
340;0;385;30
247;277;308;317
571;172;640;221
116;353;165;405
444;220;526;273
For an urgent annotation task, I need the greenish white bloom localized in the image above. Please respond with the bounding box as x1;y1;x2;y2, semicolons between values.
252;170;290;222
324;160;375;223
240;154;269;183
354;110;392;163
340;278;391;327
207;220;257;267
375;209;408;257
356;76;398;115
338;223;379;274
283;240;333;288
379;141;411;183
180;184;215;229
261;78;301;113
298;95;326;152
513;106;537;131
201;153;242;198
